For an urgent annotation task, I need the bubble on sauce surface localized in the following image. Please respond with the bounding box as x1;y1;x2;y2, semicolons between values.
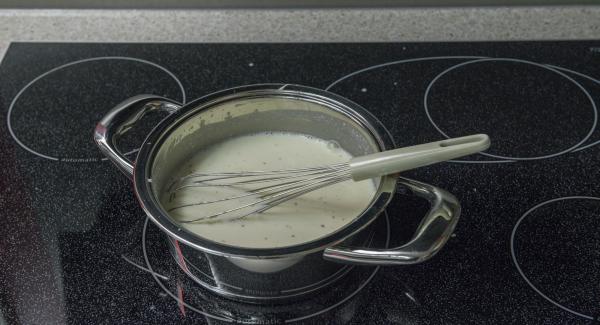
326;140;341;150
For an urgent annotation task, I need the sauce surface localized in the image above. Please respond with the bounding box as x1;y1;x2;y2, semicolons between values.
162;132;377;248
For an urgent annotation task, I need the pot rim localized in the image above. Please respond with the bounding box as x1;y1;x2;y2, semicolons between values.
133;83;397;259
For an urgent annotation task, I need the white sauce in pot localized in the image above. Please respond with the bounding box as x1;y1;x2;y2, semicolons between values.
162;132;377;249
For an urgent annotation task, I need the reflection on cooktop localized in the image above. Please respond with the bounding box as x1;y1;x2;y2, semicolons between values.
1;42;600;324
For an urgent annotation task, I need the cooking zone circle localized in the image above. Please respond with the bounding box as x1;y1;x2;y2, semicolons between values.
326;56;600;163
423;58;597;161
510;196;600;320
141;212;390;323
8;55;600;164
7;56;186;162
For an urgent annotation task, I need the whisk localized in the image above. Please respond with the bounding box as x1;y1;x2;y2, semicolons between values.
166;134;490;223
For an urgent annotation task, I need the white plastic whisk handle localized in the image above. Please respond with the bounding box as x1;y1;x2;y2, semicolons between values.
348;134;491;181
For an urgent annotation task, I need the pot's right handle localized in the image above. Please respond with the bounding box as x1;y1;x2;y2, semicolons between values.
94;95;182;179
323;177;460;265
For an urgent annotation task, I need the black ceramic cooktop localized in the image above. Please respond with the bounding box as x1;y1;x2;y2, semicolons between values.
1;42;599;324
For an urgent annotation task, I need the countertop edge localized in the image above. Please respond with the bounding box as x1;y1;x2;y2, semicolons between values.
1;6;599;60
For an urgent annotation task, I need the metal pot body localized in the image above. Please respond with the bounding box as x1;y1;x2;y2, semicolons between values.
94;84;461;303
166;221;374;302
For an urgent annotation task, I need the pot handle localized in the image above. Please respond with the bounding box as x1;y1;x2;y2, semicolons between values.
94;95;182;179
323;177;460;265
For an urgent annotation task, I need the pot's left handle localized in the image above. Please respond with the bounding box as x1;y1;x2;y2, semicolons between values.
323;177;460;265
94;95;182;179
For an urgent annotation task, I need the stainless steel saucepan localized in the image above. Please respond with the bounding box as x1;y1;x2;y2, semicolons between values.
94;84;460;303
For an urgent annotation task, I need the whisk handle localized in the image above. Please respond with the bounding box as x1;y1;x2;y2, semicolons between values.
348;134;490;181
94;95;182;179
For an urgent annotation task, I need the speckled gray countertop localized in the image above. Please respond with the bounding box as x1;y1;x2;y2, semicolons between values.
0;6;599;59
